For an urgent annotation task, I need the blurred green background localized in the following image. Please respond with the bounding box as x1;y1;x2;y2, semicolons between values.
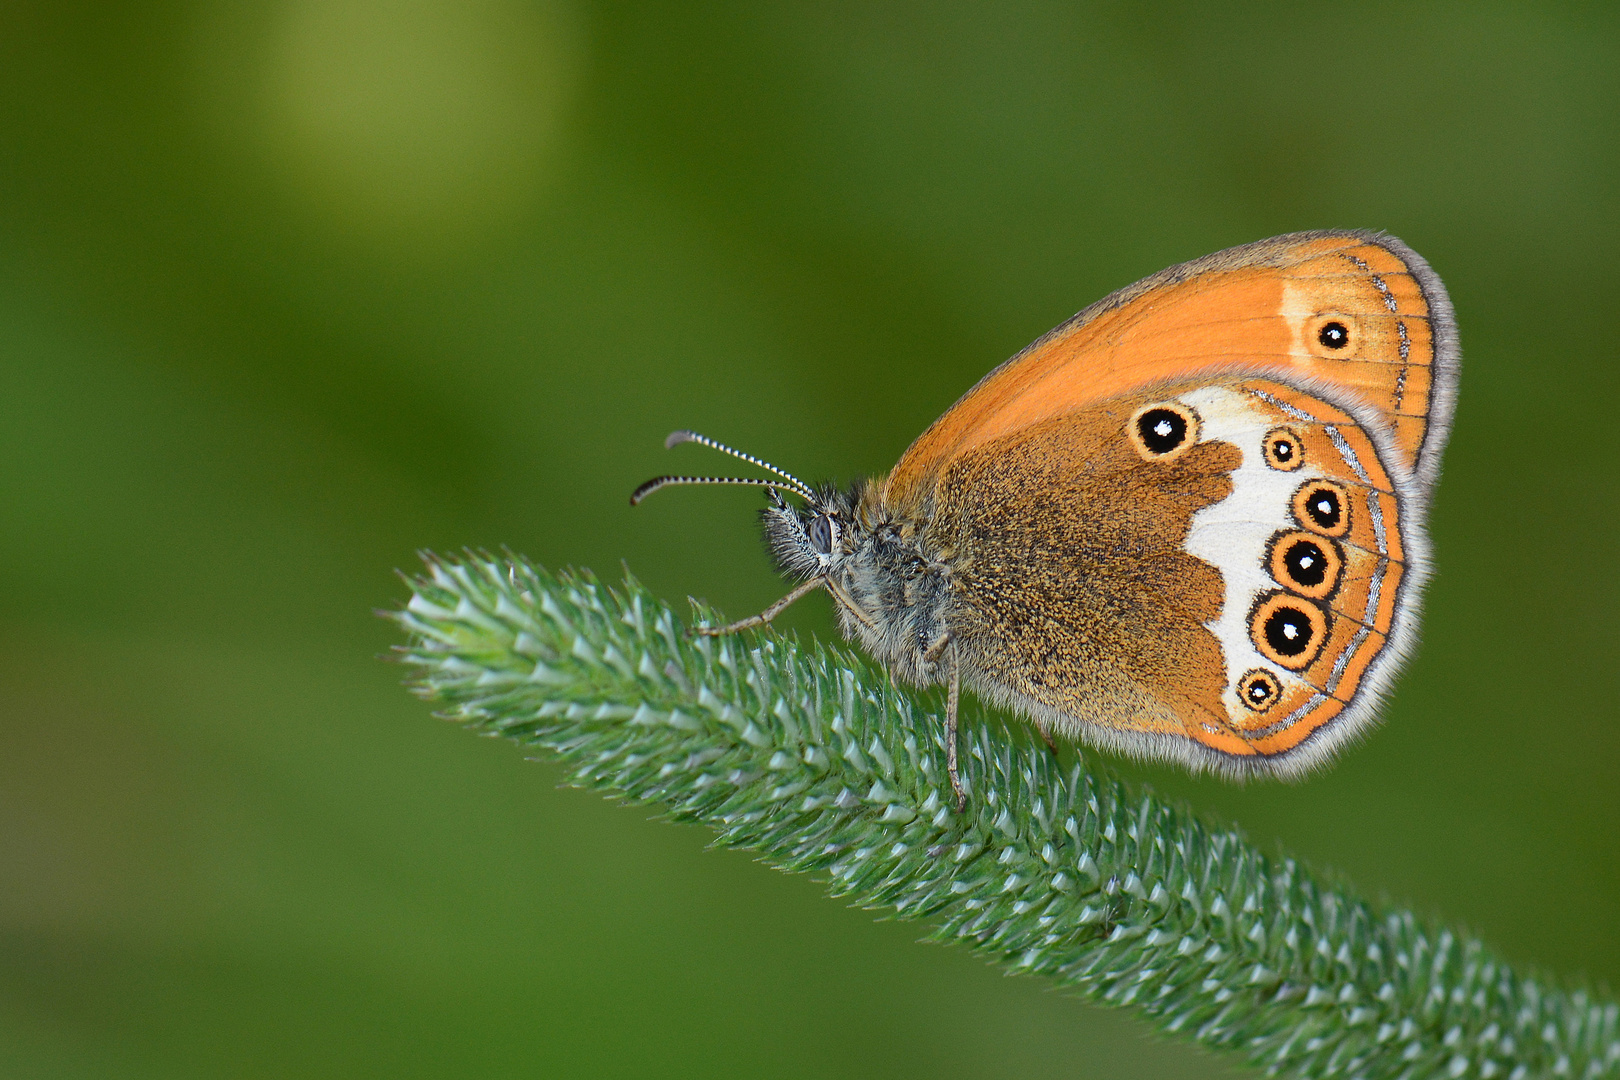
0;2;1615;1077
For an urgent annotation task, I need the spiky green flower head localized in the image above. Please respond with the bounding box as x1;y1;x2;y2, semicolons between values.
393;552;1619;1080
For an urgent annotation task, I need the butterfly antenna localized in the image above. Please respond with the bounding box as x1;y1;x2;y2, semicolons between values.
663;430;817;501
629;475;805;507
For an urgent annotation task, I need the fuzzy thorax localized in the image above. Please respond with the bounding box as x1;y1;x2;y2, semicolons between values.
761;478;953;689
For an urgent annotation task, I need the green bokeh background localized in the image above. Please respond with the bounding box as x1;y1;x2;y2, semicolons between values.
1;3;1616;1077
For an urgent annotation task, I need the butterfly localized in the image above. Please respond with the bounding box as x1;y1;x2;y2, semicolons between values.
634;231;1459;808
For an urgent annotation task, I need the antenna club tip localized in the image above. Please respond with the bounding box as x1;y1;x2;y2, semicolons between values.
629;476;667;506
663;430;697;450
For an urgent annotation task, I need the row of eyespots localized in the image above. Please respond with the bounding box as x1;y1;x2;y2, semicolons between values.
1239;466;1358;712
1123;399;1357;718
1121;400;1309;718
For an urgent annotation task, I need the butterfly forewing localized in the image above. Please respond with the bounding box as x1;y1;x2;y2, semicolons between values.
884;230;1458;515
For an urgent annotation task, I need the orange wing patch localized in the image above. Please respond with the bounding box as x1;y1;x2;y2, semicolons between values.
884;231;1457;511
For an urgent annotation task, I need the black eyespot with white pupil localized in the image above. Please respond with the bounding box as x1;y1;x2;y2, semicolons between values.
1265;607;1313;655
808;514;837;555
1250;592;1329;670
1137;408;1187;454
1282;539;1327;587
1292;480;1350;538
1318;321;1350;349
1237;670;1280;714
1264;429;1304;471
1128;401;1200;462
1267;529;1344;601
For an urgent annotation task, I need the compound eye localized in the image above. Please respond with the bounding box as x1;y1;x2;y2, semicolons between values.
808;514;837;555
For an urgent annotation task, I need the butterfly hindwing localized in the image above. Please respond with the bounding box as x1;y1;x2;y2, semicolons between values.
929;375;1421;774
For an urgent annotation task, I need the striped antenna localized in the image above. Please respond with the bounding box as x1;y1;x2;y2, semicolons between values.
629;475;803;507
663;430;816;501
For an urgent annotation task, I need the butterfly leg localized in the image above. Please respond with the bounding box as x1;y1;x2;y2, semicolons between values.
1033;720;1060;760
692;577;825;636
945;639;965;812
920;631;966;810
823;577;878;633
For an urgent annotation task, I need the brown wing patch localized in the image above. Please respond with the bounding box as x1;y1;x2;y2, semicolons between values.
927;398;1239;737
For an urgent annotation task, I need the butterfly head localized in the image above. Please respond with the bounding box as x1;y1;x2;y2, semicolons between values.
631;429;882;594
632;428;857;580
761;484;862;582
